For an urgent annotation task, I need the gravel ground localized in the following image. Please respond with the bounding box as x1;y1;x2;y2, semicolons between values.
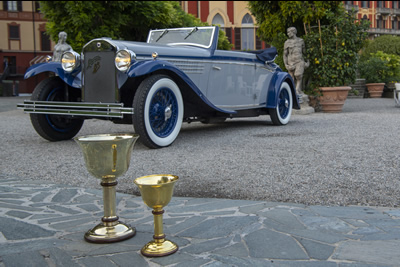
1;96;400;207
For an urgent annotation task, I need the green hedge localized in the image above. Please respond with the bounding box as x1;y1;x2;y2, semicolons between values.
361;35;400;60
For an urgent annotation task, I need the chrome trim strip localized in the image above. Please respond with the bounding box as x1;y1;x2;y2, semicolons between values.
167;42;211;49
17;100;133;118
216;104;262;110
136;57;264;68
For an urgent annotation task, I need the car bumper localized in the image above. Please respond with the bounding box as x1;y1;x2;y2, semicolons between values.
17;100;134;118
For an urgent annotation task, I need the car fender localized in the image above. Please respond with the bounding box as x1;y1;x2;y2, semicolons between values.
127;59;236;114
24;62;82;88
266;72;300;109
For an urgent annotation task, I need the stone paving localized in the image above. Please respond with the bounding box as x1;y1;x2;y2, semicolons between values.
1;175;400;266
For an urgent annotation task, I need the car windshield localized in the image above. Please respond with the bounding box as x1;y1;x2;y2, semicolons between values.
147;27;215;48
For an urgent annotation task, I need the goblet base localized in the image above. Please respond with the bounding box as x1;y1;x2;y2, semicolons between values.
141;239;178;257
84;221;136;243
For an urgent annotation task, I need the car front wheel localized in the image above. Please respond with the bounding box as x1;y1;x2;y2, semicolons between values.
268;81;293;125
30;77;84;141
133;75;184;149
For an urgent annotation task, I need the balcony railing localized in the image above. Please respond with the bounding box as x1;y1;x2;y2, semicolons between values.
368;28;400;36
392;9;400;16
376;7;391;15
345;4;359;12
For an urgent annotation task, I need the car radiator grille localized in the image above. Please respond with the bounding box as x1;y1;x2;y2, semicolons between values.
83;51;117;103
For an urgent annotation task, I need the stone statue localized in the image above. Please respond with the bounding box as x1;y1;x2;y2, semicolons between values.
52;32;72;62
283;27;309;95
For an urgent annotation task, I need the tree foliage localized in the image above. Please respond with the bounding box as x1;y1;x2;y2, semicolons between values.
247;1;345;72
303;10;370;90
247;1;370;94
359;51;400;83
247;1;343;43
40;1;232;51
361;35;400;60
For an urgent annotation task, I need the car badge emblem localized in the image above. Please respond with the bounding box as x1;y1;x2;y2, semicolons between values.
87;56;101;74
97;42;101;48
93;62;100;74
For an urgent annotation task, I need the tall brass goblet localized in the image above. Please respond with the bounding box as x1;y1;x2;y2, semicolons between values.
75;133;139;243
134;174;179;257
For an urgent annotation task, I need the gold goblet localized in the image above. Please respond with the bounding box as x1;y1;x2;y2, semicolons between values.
75;133;139;243
134;174;179;257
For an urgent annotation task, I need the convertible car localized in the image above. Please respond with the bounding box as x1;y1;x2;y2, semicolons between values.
18;26;300;148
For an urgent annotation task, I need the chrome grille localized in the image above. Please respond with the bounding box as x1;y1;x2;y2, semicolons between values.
82;40;118;103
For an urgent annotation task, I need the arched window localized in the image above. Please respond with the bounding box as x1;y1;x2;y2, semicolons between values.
212;13;225;29
241;13;254;50
362;14;369;24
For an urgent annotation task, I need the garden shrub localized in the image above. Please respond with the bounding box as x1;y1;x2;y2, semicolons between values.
360;35;400;61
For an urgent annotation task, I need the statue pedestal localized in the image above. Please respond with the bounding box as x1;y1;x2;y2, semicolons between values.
292;94;314;115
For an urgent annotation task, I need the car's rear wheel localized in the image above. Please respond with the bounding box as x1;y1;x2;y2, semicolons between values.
30;77;84;141
268;81;293;125
133;74;183;149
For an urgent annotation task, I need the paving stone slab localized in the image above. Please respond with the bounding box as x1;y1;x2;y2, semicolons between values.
332;240;400;266
0;217;56;240
244;228;308;260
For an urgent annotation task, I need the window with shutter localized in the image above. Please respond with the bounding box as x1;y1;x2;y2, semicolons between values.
41;32;51;51
234;28;241;50
9;25;20;39
225;27;232;44
256;34;262;50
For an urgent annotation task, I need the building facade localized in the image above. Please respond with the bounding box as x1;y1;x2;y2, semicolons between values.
2;1;400;94
181;1;265;50
1;1;53;94
345;1;400;37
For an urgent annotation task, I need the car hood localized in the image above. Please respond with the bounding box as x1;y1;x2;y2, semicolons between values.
85;38;213;59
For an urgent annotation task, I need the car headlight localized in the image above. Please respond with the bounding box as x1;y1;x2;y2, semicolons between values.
115;49;136;72
61;51;80;72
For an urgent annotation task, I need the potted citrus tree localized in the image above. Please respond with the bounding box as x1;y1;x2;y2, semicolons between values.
358;55;389;98
359;51;400;98
303;10;369;112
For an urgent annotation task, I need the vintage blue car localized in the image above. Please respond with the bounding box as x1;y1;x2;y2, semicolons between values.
18;26;300;148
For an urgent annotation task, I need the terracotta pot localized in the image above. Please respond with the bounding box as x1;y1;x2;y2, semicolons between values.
366;83;385;98
318;86;351;113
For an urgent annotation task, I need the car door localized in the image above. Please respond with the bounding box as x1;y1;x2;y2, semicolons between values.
206;51;256;111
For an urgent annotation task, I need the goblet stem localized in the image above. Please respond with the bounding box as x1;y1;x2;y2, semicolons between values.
153;209;165;243
101;178;118;225
84;176;136;243
141;207;178;257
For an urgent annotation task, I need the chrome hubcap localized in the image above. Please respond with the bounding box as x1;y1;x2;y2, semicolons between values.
164;105;172;121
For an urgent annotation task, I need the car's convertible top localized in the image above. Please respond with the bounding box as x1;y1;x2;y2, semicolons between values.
246;47;278;62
